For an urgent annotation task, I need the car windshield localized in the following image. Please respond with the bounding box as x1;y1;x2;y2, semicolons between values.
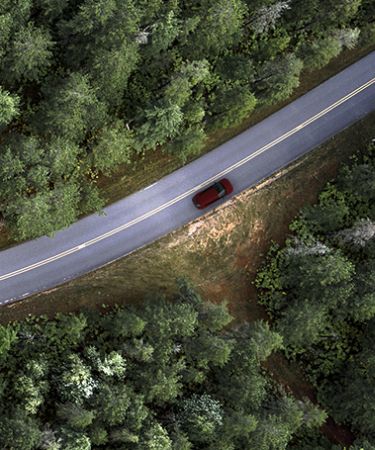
214;182;225;195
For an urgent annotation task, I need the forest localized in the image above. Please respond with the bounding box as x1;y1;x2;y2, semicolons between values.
0;280;327;450
0;0;374;240
256;139;375;449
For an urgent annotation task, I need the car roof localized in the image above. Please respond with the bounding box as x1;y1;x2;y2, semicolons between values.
196;185;220;206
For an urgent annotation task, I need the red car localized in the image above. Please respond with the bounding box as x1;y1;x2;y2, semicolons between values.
192;178;233;209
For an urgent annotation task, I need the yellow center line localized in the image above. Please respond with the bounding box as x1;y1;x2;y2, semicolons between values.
1;76;375;282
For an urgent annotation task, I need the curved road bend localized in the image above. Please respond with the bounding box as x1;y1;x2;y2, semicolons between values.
1;51;375;304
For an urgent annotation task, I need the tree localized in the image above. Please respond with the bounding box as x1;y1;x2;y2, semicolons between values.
2;23;54;83
136;101;183;150
181;0;246;58
44;312;87;351
209;82;257;129
335;27;361;49
280;248;354;303
334;219;375;250
57;403;95;430
0;410;42;450
0;324;18;362
298;35;342;70
276;299;330;351
164;125;206;162
92;383;131;426
215;322;282;410
110;428;139;444
150;10;181;53
34;0;70;21
57;429;91;450
57;354;97;404
349;259;375;322
184;331;234;369
33;73;108;143
13;374;46;414
297;399;328;429
5;182;80;240
178;394;224;444
254;54;303;105
0;147;25;208
90;120;134;175
45;137;80;181
247;397;303;450
57;0;140;71
250;1;291;35
0;87;19;126
85;347;126;379
87;41;139;108
139;423;172;450
171;431;192;450
321;326;375;434
0;13;13;56
220;411;258;444
100;307;146;340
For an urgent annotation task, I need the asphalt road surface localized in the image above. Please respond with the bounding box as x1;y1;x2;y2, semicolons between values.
1;51;375;305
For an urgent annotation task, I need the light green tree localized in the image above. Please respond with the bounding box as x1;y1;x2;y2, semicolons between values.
254;54;303;105
91;120;134;175
178;394;224;444
57;403;95;430
0;87;19;126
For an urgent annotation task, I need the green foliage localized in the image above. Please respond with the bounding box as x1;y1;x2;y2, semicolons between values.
136;101;184;150
1;22;54;83
0;323;18;362
57;353;97;404
58;429;91;450
256;141;375;441
178;394;224;444
254;54;303;105
0;282;305;449
181;0;246;58
164;125;206;162
300;185;350;233
57;403;95;430
298;35;342;70
6;182;80;240
0;410;42;450
91;120;134;175
92;383;131;426
140;423;172;450
34;73;108;143
0;86;19;126
209;82;257;130
297;398;328;429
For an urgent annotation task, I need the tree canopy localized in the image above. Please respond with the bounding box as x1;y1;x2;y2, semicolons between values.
0;280;326;449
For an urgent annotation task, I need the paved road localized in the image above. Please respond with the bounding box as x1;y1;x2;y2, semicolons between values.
1;51;375;304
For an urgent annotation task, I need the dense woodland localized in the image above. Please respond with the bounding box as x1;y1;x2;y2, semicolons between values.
0;0;374;240
256;140;375;448
0;280;328;450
